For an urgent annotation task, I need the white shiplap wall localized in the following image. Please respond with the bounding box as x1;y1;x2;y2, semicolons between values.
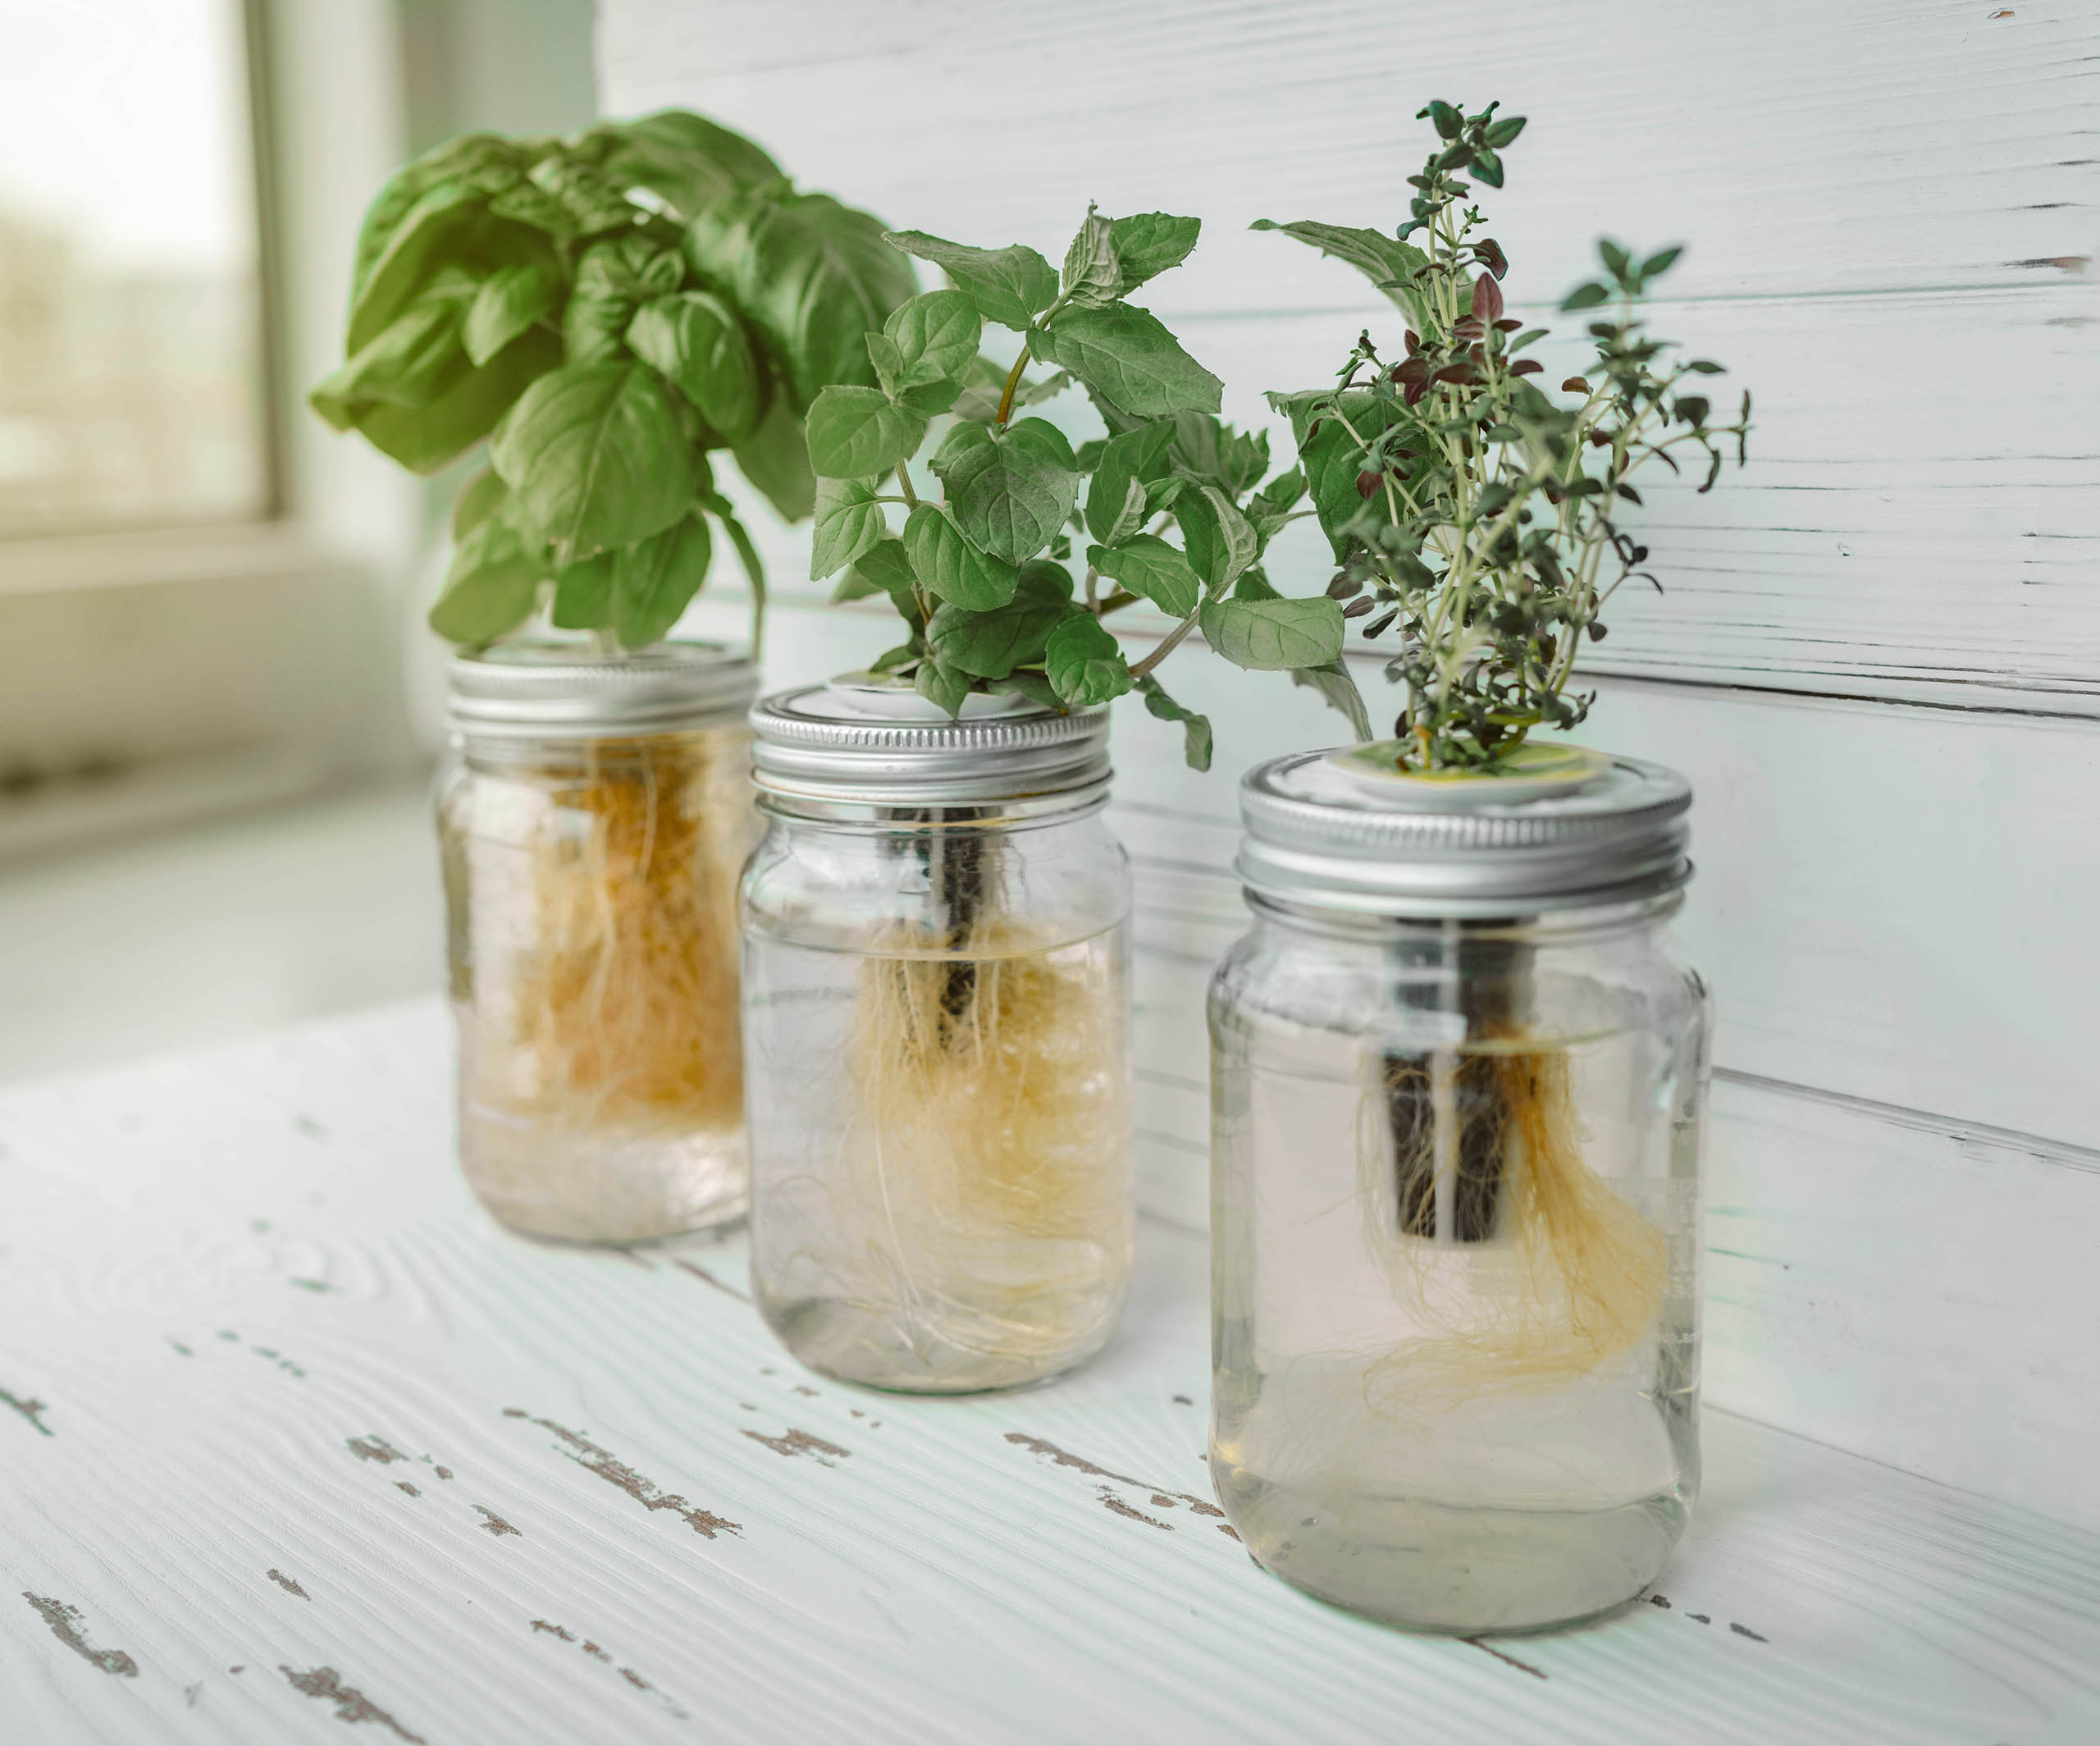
600;1;2100;1521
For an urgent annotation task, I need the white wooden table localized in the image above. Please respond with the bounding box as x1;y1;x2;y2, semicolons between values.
3;999;2096;1745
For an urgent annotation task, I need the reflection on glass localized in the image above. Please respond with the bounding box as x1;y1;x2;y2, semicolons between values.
0;0;267;538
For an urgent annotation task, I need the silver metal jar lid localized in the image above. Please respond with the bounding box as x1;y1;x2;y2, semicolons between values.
750;679;1111;809
446;640;758;738
1236;748;1692;917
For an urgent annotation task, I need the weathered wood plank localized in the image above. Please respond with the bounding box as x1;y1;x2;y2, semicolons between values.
1;1006;2096;1743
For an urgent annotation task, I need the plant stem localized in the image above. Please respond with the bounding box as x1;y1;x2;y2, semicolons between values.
1128;611;1198;680
993;349;1032;427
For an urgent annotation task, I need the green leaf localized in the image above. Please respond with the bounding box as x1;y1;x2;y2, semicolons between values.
491;361;699;559
914;658;973;717
1043;614;1130;707
1061;203;1121;308
1083;420;1176;545
1088;533;1201;618
1039;304;1221;419
927;559;1075;679
578;110;783;220
347;136;536;350
730;394;817;522
1293;392;1410;559
1135;673;1212;772
1198;596;1344;670
879;289;983;388
805;385;927;479
1560;281;1610;311
988;671;1063;711
690;190;917;411
1483;115;1527;149
1176;484;1258;594
1427;100;1463;139
902;505;1018;610
843;535;920;614
1249;220;1429;323
527;153;642;237
1471;146;1505;188
310;291;471;427
883;230;1058;331
427;515;543;644
349;326;562;475
452;468;510;544
463;263;558;368
625;290;763;439
1290;659;1372;740
1641;245;1683;280
612;514;713;647
931;417;1080;564
810;477;889;579
1107;213;1200;293
1170;412;1270;496
550;552;615;630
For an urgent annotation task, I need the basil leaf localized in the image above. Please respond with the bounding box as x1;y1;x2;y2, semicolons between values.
931;417;1080;564
1249;219;1428;324
1060;204;1121;308
427;515;543;644
1082;420;1176;544
492;361;699;558
310;288;471;426
626;290;762;438
1043;615;1131;706
1039;304;1221;418
731;394;817;522
351;326;561;475
1175;484;1258;594
927;560;1075;679
578;110;782;220
1290;659;1372;740
810;477;889;579
463;263;558;367
348;143;532;350
612;514;714;647
1107;213;1200;292
883;230;1058;331
1135;673;1212;771
1088;533;1201;618
1198;596;1345;670
690;190;915;410
806;384;926;479
550;552;615;630
526;153;637;237
913;657;973;717
451;468;509;540
902;505;1018;610
882;289;982;386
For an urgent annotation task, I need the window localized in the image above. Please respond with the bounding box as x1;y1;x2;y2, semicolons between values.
0;0;271;540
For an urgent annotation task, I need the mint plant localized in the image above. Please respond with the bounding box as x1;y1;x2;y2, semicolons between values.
803;207;1361;769
311;112;913;656
1259;99;1752;772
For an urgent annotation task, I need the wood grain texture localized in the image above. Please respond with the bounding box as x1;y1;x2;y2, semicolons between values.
597;0;2100;711
2;1004;2097;1744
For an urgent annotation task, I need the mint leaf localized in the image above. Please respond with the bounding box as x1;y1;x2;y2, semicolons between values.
806;384;927;479
882;289;982;386
1198;596;1344;670
1040;304;1221;418
931;417;1080;564
1291;659;1372;739
1088;533;1201;618
902;505;1019;610
884;230;1058;331
626;290;762;438
1176;484;1258;594
927;560;1075;679
1082;420;1176;544
1135;672;1212;771
1043;614;1130;706
612;514;713;647
492;362;699;560
463;263;558;367
427;515;543;645
1108;213;1200;292
1171;413;1271;496
1249;219;1428;323
810;477;888;579
1060;203;1121;308
914;657;973;717
550;552;614;630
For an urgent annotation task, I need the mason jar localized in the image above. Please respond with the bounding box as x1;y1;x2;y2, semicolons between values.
742;679;1134;1392
1208;748;1710;1632
439;641;759;1243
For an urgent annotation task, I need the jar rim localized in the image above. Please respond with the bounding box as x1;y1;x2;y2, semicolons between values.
447;638;758;737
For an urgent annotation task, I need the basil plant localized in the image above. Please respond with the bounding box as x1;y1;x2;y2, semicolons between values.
804;207;1364;769
312;112;913;656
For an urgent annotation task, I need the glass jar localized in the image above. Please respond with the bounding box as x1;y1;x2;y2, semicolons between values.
742;679;1134;1392
1208;748;1710;1633
439;642;759;1244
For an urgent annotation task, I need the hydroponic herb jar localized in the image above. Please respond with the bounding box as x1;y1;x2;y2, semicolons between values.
439;642;760;1244
742;679;1134;1393
1208;747;1710;1633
